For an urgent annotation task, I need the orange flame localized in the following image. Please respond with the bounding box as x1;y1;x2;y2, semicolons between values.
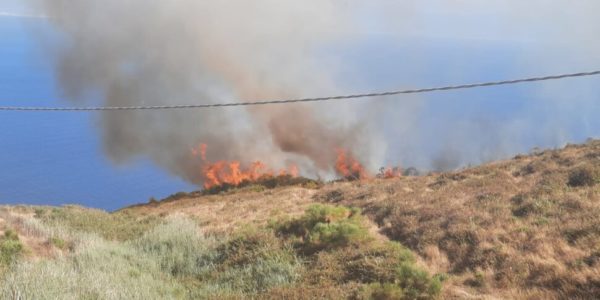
382;167;403;179
192;144;299;189
335;149;369;180
191;143;207;161
193;144;403;189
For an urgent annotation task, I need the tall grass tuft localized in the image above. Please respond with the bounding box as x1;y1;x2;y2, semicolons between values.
1;234;185;300
134;216;215;277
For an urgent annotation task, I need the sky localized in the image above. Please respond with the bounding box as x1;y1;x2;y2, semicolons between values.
0;0;28;16
0;1;599;210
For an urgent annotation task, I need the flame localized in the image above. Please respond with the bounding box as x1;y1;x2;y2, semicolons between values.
289;164;299;177
382;167;402;179
193;144;402;189
193;144;299;189
191;143;207;161
335;149;369;180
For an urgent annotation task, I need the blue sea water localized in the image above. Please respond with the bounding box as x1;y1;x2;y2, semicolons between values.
1;14;599;210
0;17;195;211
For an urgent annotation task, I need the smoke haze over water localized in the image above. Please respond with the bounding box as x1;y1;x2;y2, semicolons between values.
26;0;600;184
27;0;381;183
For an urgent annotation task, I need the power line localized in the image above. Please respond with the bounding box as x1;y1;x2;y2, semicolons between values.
1;70;599;112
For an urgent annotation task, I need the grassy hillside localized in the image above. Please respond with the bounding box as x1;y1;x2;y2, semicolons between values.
2;140;600;299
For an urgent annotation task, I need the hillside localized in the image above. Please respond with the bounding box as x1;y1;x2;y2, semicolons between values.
1;140;600;299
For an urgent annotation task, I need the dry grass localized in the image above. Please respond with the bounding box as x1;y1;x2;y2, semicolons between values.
4;139;600;299
117;139;600;299
312;140;600;299
121;187;318;234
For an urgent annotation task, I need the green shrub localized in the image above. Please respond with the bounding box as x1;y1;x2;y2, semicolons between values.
0;240;23;267
343;242;416;283
356;264;442;300
309;221;366;248
0;230;23;266
209;229;301;294
396;263;442;299
312;246;440;299
274;205;442;299
276;204;371;253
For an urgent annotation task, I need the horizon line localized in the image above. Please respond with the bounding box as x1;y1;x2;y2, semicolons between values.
0;11;49;19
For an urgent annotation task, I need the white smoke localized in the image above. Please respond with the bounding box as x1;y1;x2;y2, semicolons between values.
29;0;387;184
26;0;600;181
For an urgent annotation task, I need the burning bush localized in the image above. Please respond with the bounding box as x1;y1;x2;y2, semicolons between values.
335;149;370;180
193;144;301;190
202;174;321;195
194;144;402;191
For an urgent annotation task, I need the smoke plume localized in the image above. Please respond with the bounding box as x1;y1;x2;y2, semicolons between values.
30;0;384;184
27;0;600;183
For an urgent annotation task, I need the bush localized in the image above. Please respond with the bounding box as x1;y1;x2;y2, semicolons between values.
209;229;301;294
134;217;213;277
309;221;366;249
276;204;371;253
275;205;442;299
339;247;444;299
0;230;23;266
396;263;443;299
343;242;416;283
356;264;442;300
568;165;600;187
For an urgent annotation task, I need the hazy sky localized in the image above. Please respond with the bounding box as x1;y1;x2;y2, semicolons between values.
0;0;28;15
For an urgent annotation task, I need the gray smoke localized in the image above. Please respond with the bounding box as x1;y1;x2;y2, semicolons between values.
27;0;600;182
30;0;384;184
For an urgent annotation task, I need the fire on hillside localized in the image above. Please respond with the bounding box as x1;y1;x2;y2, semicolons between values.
192;144;403;190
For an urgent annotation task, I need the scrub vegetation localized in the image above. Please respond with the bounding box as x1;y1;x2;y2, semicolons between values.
0;204;439;299
2;139;600;299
